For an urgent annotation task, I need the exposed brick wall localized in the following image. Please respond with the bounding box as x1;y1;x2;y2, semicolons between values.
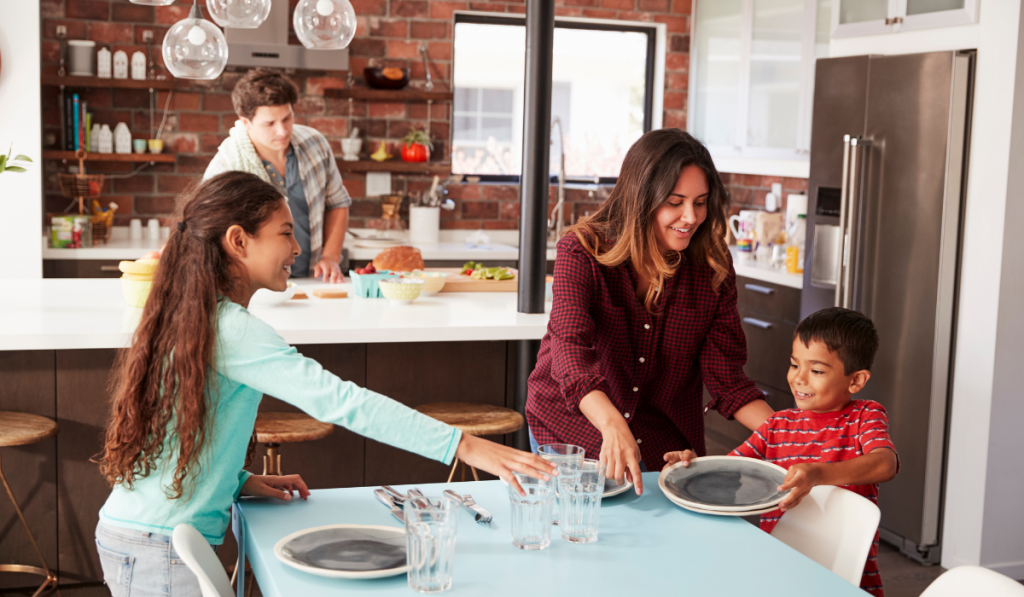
39;0;801;230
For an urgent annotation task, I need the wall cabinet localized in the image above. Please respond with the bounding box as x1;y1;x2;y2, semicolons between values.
831;0;979;39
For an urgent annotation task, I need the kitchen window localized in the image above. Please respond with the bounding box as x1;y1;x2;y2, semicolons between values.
451;14;664;182
688;0;831;177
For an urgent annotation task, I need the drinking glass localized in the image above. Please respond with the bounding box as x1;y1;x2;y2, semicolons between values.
404;495;461;593
558;458;606;544
537;443;584;525
508;471;554;550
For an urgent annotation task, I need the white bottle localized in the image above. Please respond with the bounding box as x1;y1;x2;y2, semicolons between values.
114;123;132;154
90;123;101;152
97;47;112;78
113;50;129;79
131;51;147;80
98;124;113;154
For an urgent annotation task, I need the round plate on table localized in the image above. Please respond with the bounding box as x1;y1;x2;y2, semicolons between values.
603;477;634;498
658;456;790;513
662;489;783;517
274;524;408;579
352;237;404;249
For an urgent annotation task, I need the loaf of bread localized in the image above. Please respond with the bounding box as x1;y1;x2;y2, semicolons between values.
372;246;425;272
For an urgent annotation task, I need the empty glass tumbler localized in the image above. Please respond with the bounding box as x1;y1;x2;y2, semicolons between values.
537;443;585;525
508;471;555;550
558;458;606;544
404;495;461;593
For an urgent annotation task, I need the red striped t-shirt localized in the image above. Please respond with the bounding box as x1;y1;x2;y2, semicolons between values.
730;399;898;597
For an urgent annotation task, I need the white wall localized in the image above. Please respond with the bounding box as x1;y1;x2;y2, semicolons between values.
0;0;43;279
831;0;1024;577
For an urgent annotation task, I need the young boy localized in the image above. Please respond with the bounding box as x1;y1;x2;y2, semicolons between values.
665;307;899;597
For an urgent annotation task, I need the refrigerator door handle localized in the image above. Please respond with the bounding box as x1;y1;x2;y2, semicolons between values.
835;134;853;307
843;137;867;309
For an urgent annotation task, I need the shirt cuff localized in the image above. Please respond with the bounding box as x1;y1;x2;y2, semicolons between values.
235;470;254;502
562;375;611;413
710;386;766;420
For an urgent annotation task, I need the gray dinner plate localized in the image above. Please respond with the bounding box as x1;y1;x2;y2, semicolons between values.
274;524;409;579
659;456;790;512
603;477;633;498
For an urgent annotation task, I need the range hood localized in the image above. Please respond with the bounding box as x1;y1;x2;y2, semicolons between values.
225;0;348;70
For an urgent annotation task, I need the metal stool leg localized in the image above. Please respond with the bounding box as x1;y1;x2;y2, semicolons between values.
262;443;282;476
0;452;60;597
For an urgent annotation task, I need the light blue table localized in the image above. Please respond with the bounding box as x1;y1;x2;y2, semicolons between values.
234;472;865;597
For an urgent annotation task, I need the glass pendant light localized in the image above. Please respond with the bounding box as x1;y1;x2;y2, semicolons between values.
208;0;272;29
162;0;229;80
293;0;357;50
129;0;176;6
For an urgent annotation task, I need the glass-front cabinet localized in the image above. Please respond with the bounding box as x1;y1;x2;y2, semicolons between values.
831;0;978;38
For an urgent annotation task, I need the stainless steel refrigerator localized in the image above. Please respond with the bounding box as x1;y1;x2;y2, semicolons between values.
801;50;974;564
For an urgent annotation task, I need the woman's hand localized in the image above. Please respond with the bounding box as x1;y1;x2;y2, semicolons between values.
240;474;311;502
663;450;698;468
598;420;644;495
776;463;821;512
578;390;643;495
455;434;558;497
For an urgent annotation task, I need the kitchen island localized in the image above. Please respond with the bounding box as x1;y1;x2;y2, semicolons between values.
0;279;548;593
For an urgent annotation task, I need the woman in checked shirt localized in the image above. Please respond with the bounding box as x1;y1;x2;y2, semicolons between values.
526;129;775;495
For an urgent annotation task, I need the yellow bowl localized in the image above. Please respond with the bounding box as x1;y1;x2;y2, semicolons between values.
378;278;424;304
403;271;447;295
121;276;153;308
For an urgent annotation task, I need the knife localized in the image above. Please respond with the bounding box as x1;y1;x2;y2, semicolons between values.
382;485;407;502
374;489;405;523
461;493;493;524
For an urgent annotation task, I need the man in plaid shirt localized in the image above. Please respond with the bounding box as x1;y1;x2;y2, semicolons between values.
205;69;350;282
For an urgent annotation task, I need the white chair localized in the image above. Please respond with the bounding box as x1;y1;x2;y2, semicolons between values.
172;524;235;597
770;485;881;587
920;565;1024;597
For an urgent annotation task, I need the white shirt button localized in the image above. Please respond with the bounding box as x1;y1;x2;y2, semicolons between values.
639;357;645;363
624;413;630;418
633;387;638;392
636;438;642;444
644;324;650;330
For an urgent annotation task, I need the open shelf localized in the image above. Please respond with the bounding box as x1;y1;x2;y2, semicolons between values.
336;160;451;175
323;88;454;102
43;151;175;163
41;75;175;90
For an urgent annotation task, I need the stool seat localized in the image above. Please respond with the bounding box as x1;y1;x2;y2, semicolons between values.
254;412;333;444
415;403;524;436
0;412;59;447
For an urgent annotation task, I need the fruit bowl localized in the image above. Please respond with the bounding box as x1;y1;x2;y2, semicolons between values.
378;278;424;304
364;67;410;90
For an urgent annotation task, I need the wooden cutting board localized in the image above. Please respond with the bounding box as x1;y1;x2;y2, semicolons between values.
426;268;519;293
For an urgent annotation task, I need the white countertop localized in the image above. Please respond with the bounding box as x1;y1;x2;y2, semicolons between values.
0;279;550;351
731;247;804;290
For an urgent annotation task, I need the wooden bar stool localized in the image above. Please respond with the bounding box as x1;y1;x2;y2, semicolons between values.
0;412;60;597
415;403;524;482
253;412;333;476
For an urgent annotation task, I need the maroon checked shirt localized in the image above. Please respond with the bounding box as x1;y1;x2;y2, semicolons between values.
526;234;765;468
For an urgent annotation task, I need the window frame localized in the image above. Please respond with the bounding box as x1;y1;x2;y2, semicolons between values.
687;0;818;178
451;12;664;184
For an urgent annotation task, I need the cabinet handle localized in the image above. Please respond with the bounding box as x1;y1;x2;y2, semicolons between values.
99;265;120;272
742;317;773;330
744;283;774;295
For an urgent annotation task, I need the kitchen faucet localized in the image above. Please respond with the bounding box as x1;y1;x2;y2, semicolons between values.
548;117;566;243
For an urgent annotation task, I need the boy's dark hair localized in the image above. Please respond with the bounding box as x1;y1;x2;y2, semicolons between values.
795;307;879;375
231;68;298;120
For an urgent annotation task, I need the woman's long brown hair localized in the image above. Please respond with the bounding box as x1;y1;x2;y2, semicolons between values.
567;128;731;312
97;171;285;499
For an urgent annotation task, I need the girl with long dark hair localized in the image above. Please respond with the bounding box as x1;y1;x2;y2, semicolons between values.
526;129;774;495
95;171;555;596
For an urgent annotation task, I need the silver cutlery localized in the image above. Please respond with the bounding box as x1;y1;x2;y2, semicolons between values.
374;488;405;523
382;485;407;502
443;490;492;524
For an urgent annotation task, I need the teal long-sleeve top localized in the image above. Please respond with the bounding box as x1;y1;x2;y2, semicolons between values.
100;300;462;544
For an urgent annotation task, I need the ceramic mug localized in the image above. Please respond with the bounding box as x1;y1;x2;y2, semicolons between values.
729;210;760;240
133;139;147;154
147;139;164;154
